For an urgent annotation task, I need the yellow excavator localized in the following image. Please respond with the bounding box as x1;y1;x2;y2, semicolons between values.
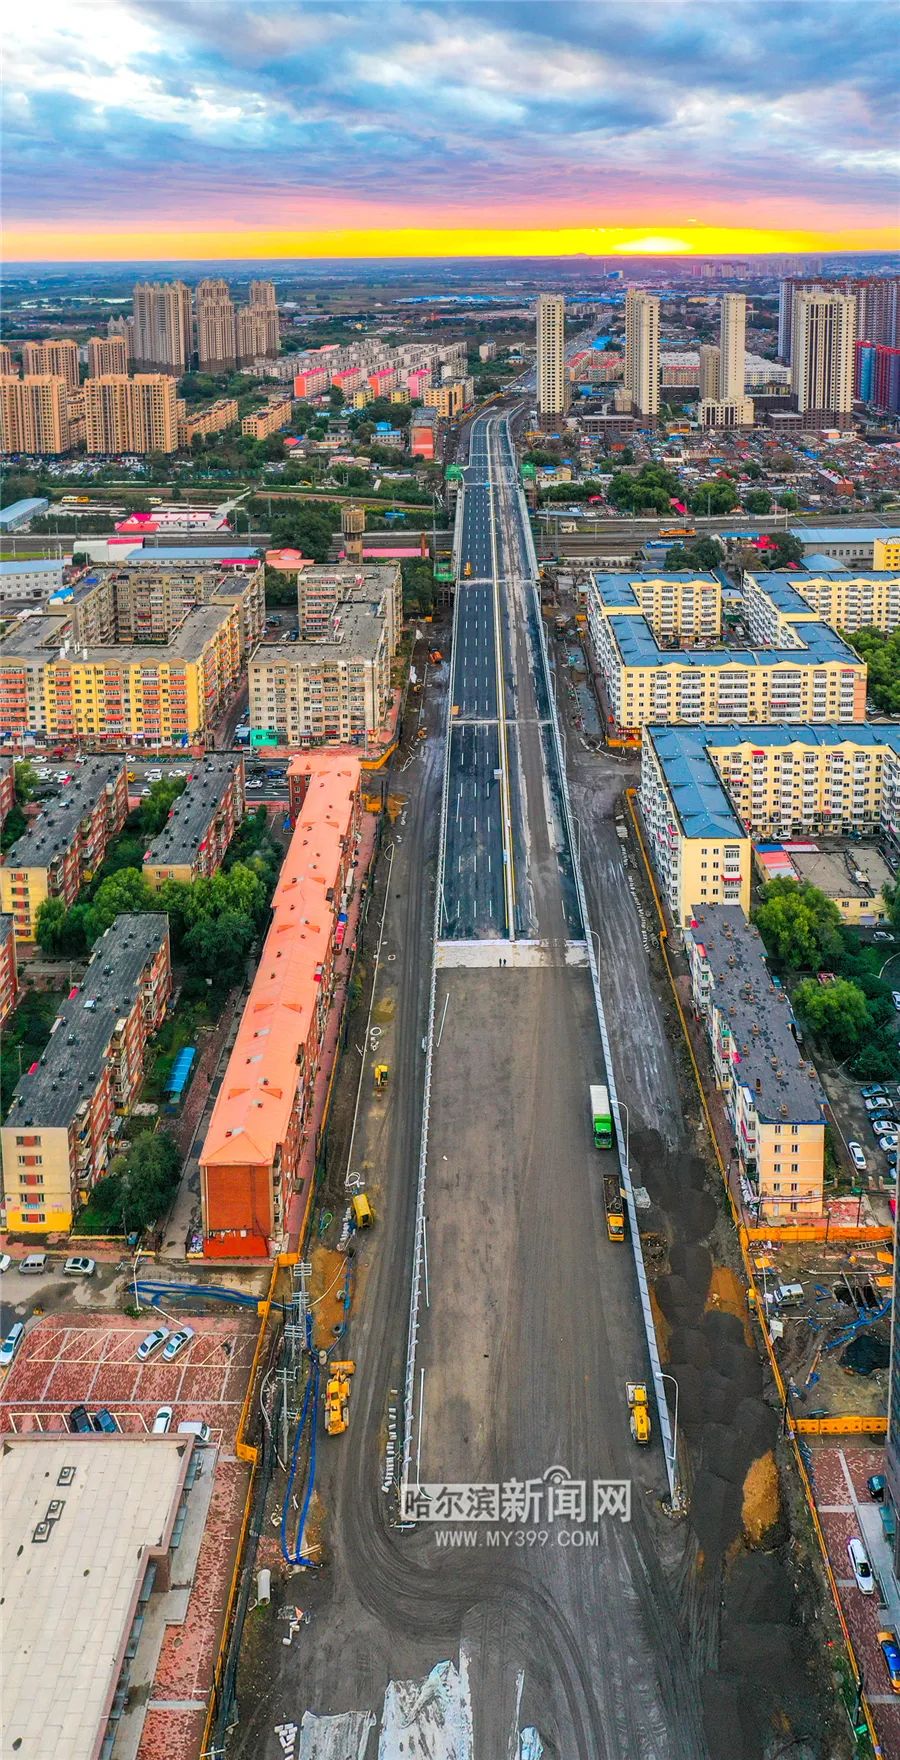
324;1361;356;1436
627;1382;651;1446
374;1063;389;1091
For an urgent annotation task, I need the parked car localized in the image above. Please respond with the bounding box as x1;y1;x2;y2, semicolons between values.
162;1326;195;1362
873;930;895;943
62;1256;95;1277
246;779;264;791
68;1405;93;1434
0;1253;12;1275
848;1536;875;1594
878;1631;900;1694
146;769;163;783
877;1135;899;1152
868;1474;886;1501
849;1142;867;1172
177;1420;211;1442
894;992;900;1013
861;1085;888;1100
0;1322;25;1369
152;1405;173;1434
136;1326;170;1362
865;1097;894;1113
18;1253;47;1275
873;1118;898;1137
92;1408;119;1433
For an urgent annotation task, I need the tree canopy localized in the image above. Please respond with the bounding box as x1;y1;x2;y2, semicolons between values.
753;878;844;972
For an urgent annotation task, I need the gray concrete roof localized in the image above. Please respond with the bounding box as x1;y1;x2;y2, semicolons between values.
2;760;126;871
143;755;241;869
5;913;168;1129
687;904;826;1123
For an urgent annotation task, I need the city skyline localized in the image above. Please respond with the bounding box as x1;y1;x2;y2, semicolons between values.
4;0;898;262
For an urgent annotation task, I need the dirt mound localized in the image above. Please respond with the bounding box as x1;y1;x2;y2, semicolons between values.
704;1423;750;1485
725;1552;793;1624
691;1467;744;1560
742;1450;782;1546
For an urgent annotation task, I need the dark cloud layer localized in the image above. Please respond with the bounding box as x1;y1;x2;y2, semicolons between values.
5;0;898;232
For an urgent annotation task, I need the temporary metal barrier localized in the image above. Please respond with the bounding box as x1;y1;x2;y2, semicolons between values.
401;475;467;1499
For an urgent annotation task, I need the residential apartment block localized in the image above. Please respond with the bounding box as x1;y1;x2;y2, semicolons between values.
132;280;193;374
84;374;178;455
241;394;293;440
639;722;900;928
21;339;79;391
0;375;70;456
423;379;474;420
791;287;856;421
196;278;236;374
0;756;15;826
0;914;171;1232
200;753;363;1255
177;397;238;448
143;754;245;887
536;293;568;420
624;289;660;419
686;906;826;1222
249;563;401;745
745;569;900;640
0;560;263;745
0;914;18;1029
86;334;129;376
0;760;128;940
588;573;866;739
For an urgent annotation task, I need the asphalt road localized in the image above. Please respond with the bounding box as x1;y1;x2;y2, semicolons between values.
239;410;709;1757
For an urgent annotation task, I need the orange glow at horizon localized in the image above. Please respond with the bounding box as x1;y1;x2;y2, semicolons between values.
5;219;898;262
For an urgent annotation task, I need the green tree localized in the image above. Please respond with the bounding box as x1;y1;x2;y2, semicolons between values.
184;910;255;989
14;760;39;804
137;775;187;837
90;869;155;936
1;804;27;852
752;878;844;972
116;1131;182;1232
689;478;738;516
777;491;799;511
744;489;772;515
270;504;338;561
767;532;805;569
1;471;39;507
843;628;900;718
35;896;68;956
793;977;870;1056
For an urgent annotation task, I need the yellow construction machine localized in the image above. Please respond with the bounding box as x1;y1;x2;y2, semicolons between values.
324;1361;356;1436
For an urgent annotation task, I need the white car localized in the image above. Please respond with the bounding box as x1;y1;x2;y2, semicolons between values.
0;1322;25;1370
849;1142;867;1172
146;769;163;783
893;992;900;1013
162;1325;195;1362
152;1404;173;1435
62;1255;96;1277
246;779;264;791
0;1253;12;1275
878;1134;899;1152
136;1326;171;1362
848;1536;875;1595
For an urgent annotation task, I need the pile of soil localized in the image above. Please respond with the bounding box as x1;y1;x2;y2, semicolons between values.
633;1123;837;1759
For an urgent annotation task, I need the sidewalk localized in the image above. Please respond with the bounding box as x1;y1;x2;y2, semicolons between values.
284;809;379;1246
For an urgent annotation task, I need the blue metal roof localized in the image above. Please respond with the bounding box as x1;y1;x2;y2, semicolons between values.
791;525;900;544
0;497;49;527
166;1045;196;1097
648;723;900;843
799;553;850;573
0;557;62;576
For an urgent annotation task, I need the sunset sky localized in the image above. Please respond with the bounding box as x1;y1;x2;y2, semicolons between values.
4;0;899;262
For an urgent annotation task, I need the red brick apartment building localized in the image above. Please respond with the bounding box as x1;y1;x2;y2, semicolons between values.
200;752;362;1256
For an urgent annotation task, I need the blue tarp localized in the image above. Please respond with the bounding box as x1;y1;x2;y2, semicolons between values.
166;1046;196;1098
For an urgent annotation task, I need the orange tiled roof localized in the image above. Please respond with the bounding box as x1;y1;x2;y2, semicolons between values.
200;751;360;1171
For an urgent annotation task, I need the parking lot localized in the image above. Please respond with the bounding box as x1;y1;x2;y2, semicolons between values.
0;1310;257;1447
806;1441;900;1758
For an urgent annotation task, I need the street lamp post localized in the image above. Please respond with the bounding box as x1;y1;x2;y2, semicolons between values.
660;1370;680;1498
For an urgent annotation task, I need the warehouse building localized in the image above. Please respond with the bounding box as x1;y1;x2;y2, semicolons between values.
0;913;171;1230
789;526;900;568
0;557;65;607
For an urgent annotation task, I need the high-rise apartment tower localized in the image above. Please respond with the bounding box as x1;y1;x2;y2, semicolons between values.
624;289;660;419
536;293;568;420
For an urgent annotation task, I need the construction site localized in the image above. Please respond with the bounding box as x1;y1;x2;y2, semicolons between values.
748;1233;894;1428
